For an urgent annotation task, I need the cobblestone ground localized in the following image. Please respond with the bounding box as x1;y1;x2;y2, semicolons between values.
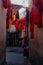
5;47;31;65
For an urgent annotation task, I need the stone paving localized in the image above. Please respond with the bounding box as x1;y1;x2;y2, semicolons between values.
6;47;31;65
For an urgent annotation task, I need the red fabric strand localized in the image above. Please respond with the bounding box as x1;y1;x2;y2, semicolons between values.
2;0;11;8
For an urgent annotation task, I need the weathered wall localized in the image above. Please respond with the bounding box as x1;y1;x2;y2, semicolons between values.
29;12;43;65
0;0;7;64
37;12;43;56
32;12;43;56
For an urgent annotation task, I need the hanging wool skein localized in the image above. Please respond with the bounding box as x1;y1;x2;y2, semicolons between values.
2;0;11;9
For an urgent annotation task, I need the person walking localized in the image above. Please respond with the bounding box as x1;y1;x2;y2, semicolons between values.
22;37;29;59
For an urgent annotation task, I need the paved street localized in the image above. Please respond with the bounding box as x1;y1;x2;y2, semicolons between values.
6;47;31;65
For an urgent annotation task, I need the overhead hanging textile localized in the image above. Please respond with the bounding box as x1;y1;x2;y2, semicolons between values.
33;0;43;11
2;0;11;8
